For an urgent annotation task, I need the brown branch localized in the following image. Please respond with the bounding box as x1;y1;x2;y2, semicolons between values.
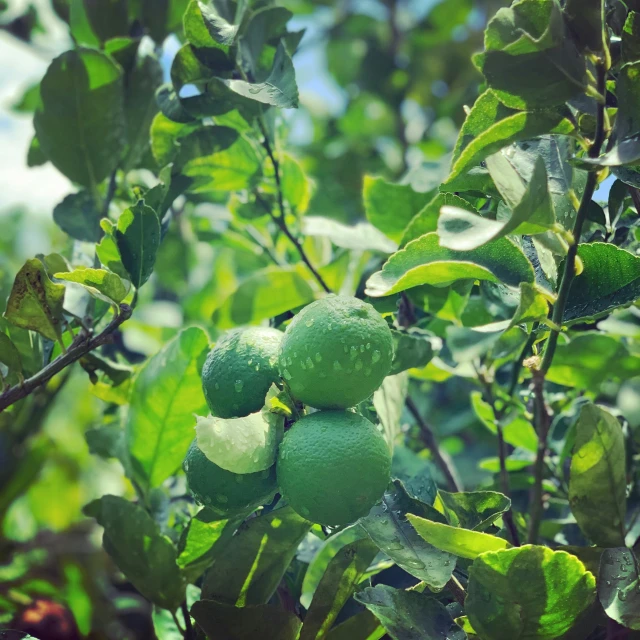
0;304;132;413
446;575;466;607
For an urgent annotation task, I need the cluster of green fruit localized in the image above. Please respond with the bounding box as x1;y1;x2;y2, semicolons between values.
183;296;395;526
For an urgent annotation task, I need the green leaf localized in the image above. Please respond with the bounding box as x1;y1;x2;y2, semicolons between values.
622;12;640;63
509;282;549;327
389;329;437;375
598;547;640;630
466;546;596;640
360;481;455;589
96;222;129;280
564;0;604;53
365;233;534;297
141;0;189;43
177;509;240;584
115;201;161;288
281;153;311;213
302;217;397;253
4;258;65;344
126;327;210;491
84;0;129;42
435;490;511;531
54;267;128;305
474;0;587;109
201;505;311;606
372;373;409;451
326;610;384;640
300;538;380;640
52;191;102;243
563;243;640;324
183;0;237;51
356;585;467;640
444;90;574;187
123;53;163;170
69;0;101;47
363;175;432;244
223;42;298;108
401;193;477;246
407;513;511;559
34;48;126;188
84;495;185;611
11;82;41;113
195;409;283;474
546;333;640;390
150;113;198;166
191;599;302;640
569;403;626;548
0;332;23;380
212;267;316;329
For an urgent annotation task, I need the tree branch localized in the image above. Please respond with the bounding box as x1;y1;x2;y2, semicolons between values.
181;601;195;640
256;118;332;293
0;304;132;413
446;575;466;607
406;396;462;492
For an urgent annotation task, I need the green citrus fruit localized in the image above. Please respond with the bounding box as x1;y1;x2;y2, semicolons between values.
278;295;394;409
183;441;277;517
276;410;391;525
202;327;283;418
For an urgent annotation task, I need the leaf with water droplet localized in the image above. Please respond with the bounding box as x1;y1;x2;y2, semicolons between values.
598;547;640;630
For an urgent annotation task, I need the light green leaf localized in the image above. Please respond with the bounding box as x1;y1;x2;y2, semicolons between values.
563;243;640;324
509;282;549;327
126;327;210;491
184;0;237;50
365;233;534;297
372;373;409;451
212;267;316;329
360;481;455;589
444;90;574;186
34;48;126;188
435;490;511;531
356;585;466;640
191;599;302;640
466;546;596;640
407;513;511;559
569;403;626;548
363;175;432;243
52;191;102;243
300;537;380;640
302;217;396;253
223;42;298;108
150;113;198;166
195;409;283;474
281;153;312;213
622;11;640;63
115;201;161;288
84;495;186;611
4;258;66;344
54;267;128;305
598;547;640;630
201;505;311;606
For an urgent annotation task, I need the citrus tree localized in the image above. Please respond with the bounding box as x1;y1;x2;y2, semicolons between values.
1;0;640;638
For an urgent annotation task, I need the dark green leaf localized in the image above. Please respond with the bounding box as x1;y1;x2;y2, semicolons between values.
201;505;311;605
300;538;380;640
326;609;383;640
52;191;102;243
390;329;436;374
564;0;604;53
150;113;198;166
191;599;302;640
34;49;126;188
115;201;161;288
356;585;466;640
184;0;238;50
360;481;455;589
0;332;23;379
435;490;511;531
569;403;626;548
84;495;185;611
622;12;640;63
466;546;596;640
598;547;640;630
126;327;209;491
365;233;534;297
4;258;65;344
84;0;129;42
54;267;128;304
27;135;47;167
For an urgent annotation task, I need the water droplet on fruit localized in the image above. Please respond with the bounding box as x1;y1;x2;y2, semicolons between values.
343;345;349;353
349;346;358;360
333;361;342;371
364;368;372;377
235;380;243;392
248;358;253;365
255;364;260;371
315;352;322;362
327;323;332;331
372;350;381;363
287;357;292;366
305;319;314;327
300;361;306;370
283;369;292;380
319;372;327;378
294;351;298;358
366;343;371;350
218;494;229;504
214;383;220;390
355;360;363;371
305;357;314;369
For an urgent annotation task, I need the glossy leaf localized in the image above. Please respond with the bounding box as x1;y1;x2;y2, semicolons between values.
466;546;596;640
115;201;161;289
126;327;210;491
360;481;456;589
365;233;534;297
300;537;380;640
569;403;626;548
598;547;640;630
84;495;185;611
201;505;311;606
326;610;384;640
302;217;397;253
509;282;549;327
34;49;126;188
356;585;467;640
390;329;437;375
4;258;66;344
54;267;128;305
407;513;511;559
191;599;302;640
52;191;102;243
372;373;409;451
435;491;511;531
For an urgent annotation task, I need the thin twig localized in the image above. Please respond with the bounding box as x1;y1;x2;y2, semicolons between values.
256;118;332;293
507;323;538;399
0;304;132;413
181;600;195;640
629;186;640;216
446;575;466;607
103;169;118;218
406;396;462;492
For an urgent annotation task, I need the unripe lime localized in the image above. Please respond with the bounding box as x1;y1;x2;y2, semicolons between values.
278;295;394;409
277;410;391;525
183;441;277;517
202;327;283;418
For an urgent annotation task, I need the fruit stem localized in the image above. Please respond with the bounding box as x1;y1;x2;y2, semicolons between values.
406;396;463;493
